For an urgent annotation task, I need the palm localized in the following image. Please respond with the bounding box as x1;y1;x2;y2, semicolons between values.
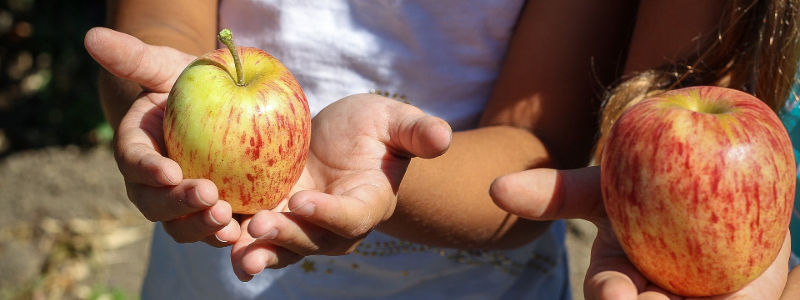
307;99;412;193
274;95;420;214
86;27;453;280
230;94;451;280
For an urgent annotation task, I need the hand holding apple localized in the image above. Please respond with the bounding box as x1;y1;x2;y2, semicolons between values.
490;86;793;299
164;29;311;214
600;86;795;296
491;166;792;300
86;27;454;280
85;27;241;247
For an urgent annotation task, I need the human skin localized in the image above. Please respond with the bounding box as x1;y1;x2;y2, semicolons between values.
490;167;791;300
781;265;800;300
96;0;632;254
86;27;453;274
94;0;733;290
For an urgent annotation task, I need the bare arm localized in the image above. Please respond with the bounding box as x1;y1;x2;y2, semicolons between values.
377;0;640;249
623;0;725;74
381;0;726;250
100;0;218;129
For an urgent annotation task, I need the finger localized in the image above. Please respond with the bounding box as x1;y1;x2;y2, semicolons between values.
240;242;304;275
247;210;358;256
114;98;182;186
383;103;452;159
637;290;675;300
162;200;231;243
231;218;305;280
84;27;195;93
490;166;606;223
782;239;800;300
287;184;391;240
126;178;218;222
200;218;241;248
585;271;639;300
231;218;258;282
585;230;652;298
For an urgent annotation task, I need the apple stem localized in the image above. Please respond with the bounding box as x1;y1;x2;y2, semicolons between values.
218;29;245;86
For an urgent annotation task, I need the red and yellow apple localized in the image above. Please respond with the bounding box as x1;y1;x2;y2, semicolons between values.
600;86;795;296
163;29;311;214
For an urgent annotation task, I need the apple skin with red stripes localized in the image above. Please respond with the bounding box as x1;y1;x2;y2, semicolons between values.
600;86;795;296
163;43;310;214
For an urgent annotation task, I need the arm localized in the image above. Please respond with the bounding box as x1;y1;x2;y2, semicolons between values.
489;1;799;299
100;0;218;129
376;0;639;249
622;0;725;74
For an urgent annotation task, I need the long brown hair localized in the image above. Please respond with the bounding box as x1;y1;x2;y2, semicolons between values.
593;0;800;162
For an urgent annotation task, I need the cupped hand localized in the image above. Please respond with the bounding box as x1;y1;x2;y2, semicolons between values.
232;93;453;281
489;166;790;300
86;27;453;281
84;27;241;247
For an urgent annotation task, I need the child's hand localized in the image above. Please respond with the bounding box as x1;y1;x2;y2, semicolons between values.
490;167;791;300
85;27;242;247
86;27;454;281
232;94;452;281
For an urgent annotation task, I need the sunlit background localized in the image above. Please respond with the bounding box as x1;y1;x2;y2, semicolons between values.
0;0;109;157
0;1;155;300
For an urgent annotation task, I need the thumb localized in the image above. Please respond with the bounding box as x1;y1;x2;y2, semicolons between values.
490;166;606;223
84;27;195;93
385;105;452;159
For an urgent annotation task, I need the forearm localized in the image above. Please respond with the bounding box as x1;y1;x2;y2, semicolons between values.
100;0;218;129
107;0;217;55
377;126;554;249
623;0;725;74
376;1;641;249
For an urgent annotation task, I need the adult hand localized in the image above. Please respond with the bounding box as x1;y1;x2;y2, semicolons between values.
84;27;241;247
490;166;790;300
233;93;453;281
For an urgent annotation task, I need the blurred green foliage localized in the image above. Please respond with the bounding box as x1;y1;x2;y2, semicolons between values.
0;0;108;156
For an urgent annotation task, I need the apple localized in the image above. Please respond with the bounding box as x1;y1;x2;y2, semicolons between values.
600;86;795;296
163;29;311;214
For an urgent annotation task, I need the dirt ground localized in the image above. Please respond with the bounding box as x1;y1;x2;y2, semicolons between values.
0;145;597;300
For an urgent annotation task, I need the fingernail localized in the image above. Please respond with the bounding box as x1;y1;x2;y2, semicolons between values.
214;233;228;243
291;201;315;216
245;264;264;276
194;187;212;207
161;170;176;185
257;228;278;240
245;270;262;277
207;209;223;226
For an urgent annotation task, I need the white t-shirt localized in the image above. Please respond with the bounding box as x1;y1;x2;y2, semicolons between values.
141;1;571;299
